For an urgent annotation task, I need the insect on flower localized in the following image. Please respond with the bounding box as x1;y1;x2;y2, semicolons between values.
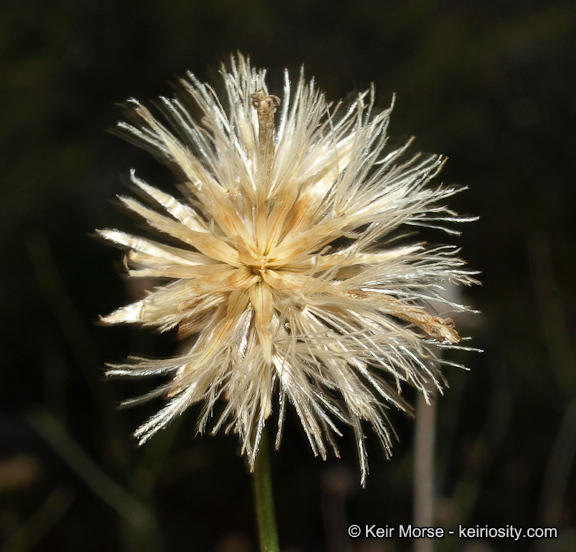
99;54;478;484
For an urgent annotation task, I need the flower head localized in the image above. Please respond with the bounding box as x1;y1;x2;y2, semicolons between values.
99;54;477;484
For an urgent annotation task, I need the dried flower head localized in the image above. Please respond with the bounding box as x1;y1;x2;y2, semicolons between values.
99;54;477;484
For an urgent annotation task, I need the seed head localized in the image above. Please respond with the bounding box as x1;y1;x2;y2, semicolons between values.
99;54;478;484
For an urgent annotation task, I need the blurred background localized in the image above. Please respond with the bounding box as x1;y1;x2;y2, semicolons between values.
1;0;575;551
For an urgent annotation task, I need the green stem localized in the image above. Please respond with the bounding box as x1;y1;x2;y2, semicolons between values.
252;427;280;552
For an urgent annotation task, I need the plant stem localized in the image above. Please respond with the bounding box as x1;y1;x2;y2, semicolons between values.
252;426;280;552
413;388;437;552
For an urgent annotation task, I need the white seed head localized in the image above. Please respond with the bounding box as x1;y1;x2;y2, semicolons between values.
99;54;478;485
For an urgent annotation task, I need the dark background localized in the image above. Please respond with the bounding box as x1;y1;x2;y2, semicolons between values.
1;1;575;551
